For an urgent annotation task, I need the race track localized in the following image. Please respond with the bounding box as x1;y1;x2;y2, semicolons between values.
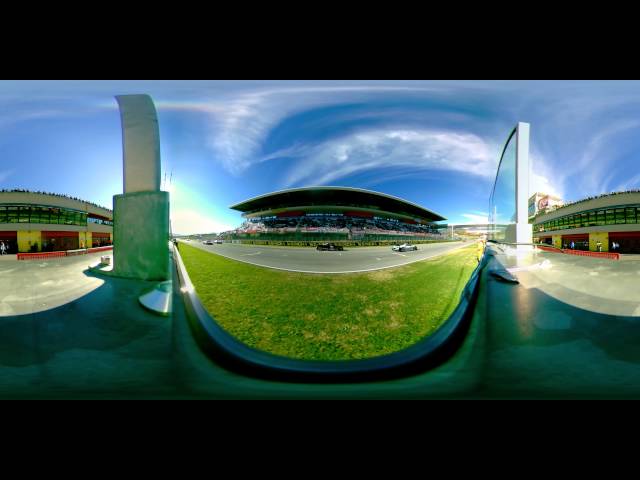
183;240;468;273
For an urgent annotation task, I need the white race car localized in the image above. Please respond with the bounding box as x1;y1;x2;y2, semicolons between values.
392;243;418;252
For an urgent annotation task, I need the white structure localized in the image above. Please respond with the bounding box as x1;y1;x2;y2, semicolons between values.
489;122;532;245
528;192;564;219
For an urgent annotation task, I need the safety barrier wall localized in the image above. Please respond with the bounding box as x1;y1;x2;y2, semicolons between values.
561;249;619;260
535;244;619;260
17;251;66;260
17;246;113;260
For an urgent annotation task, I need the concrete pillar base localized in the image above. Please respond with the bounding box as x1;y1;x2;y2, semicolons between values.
112;190;170;281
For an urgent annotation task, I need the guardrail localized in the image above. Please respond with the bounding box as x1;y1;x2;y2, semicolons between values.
17;246;113;260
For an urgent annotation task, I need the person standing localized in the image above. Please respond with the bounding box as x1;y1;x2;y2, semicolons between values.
0;241;5;255
571;241;575;250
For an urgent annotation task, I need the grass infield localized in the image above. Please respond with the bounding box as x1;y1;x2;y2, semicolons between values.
179;242;478;361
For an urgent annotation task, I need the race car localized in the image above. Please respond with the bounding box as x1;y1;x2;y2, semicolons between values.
203;240;214;245
316;243;344;251
392;243;418;252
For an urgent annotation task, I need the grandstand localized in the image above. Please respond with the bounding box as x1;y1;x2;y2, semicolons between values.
227;186;446;245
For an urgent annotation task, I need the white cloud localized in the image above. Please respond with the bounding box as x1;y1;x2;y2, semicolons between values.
281;128;497;187
529;151;564;199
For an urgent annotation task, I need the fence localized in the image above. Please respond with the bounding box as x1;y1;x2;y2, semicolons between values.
17;246;113;260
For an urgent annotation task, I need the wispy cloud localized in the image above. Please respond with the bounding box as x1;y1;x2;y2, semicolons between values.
280;128;498;188
155;84;452;175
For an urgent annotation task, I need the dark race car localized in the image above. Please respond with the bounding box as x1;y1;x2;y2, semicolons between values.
316;242;344;251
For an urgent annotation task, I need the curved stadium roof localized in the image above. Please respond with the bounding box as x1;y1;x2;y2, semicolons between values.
230;186;446;222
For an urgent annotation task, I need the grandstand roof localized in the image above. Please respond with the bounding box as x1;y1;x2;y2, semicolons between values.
230;186;446;222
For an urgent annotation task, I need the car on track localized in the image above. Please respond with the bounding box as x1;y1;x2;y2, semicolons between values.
203;240;214;245
392;243;418;252
316;242;344;251
214;239;223;244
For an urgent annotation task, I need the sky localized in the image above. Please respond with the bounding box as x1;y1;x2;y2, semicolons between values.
1;80;640;234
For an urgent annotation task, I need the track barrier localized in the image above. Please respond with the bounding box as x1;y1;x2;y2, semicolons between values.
535;244;619;260
17;246;113;260
561;249;619;260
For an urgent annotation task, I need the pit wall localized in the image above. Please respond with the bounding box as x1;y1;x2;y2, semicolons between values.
231;239;456;247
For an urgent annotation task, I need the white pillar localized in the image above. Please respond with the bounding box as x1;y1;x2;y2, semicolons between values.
515;122;533;245
115;95;161;194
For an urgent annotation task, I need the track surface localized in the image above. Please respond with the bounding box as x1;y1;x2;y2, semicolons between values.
183;240;467;273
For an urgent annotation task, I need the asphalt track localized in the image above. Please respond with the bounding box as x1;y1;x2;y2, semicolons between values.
183;240;467;273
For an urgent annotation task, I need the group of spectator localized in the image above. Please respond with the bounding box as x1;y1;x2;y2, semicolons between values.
0;189;112;212
234;214;442;238
543;189;640;215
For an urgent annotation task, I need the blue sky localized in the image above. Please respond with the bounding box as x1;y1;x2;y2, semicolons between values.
1;80;640;234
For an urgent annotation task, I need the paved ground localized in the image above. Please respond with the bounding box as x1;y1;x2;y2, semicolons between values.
0;252;179;398
476;244;640;398
0;252;109;316
4;241;640;398
500;248;640;316
183;240;467;273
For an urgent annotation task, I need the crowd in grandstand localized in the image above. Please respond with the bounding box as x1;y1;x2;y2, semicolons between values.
233;214;442;238
0;188;112;212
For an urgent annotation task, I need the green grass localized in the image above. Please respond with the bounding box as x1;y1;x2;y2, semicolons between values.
179;243;478;361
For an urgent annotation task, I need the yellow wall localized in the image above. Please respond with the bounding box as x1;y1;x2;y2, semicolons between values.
79;231;91;249
589;232;609;252
552;235;562;249
17;230;42;252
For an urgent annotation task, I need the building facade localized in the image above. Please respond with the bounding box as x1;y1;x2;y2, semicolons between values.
0;191;113;253
532;191;640;253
